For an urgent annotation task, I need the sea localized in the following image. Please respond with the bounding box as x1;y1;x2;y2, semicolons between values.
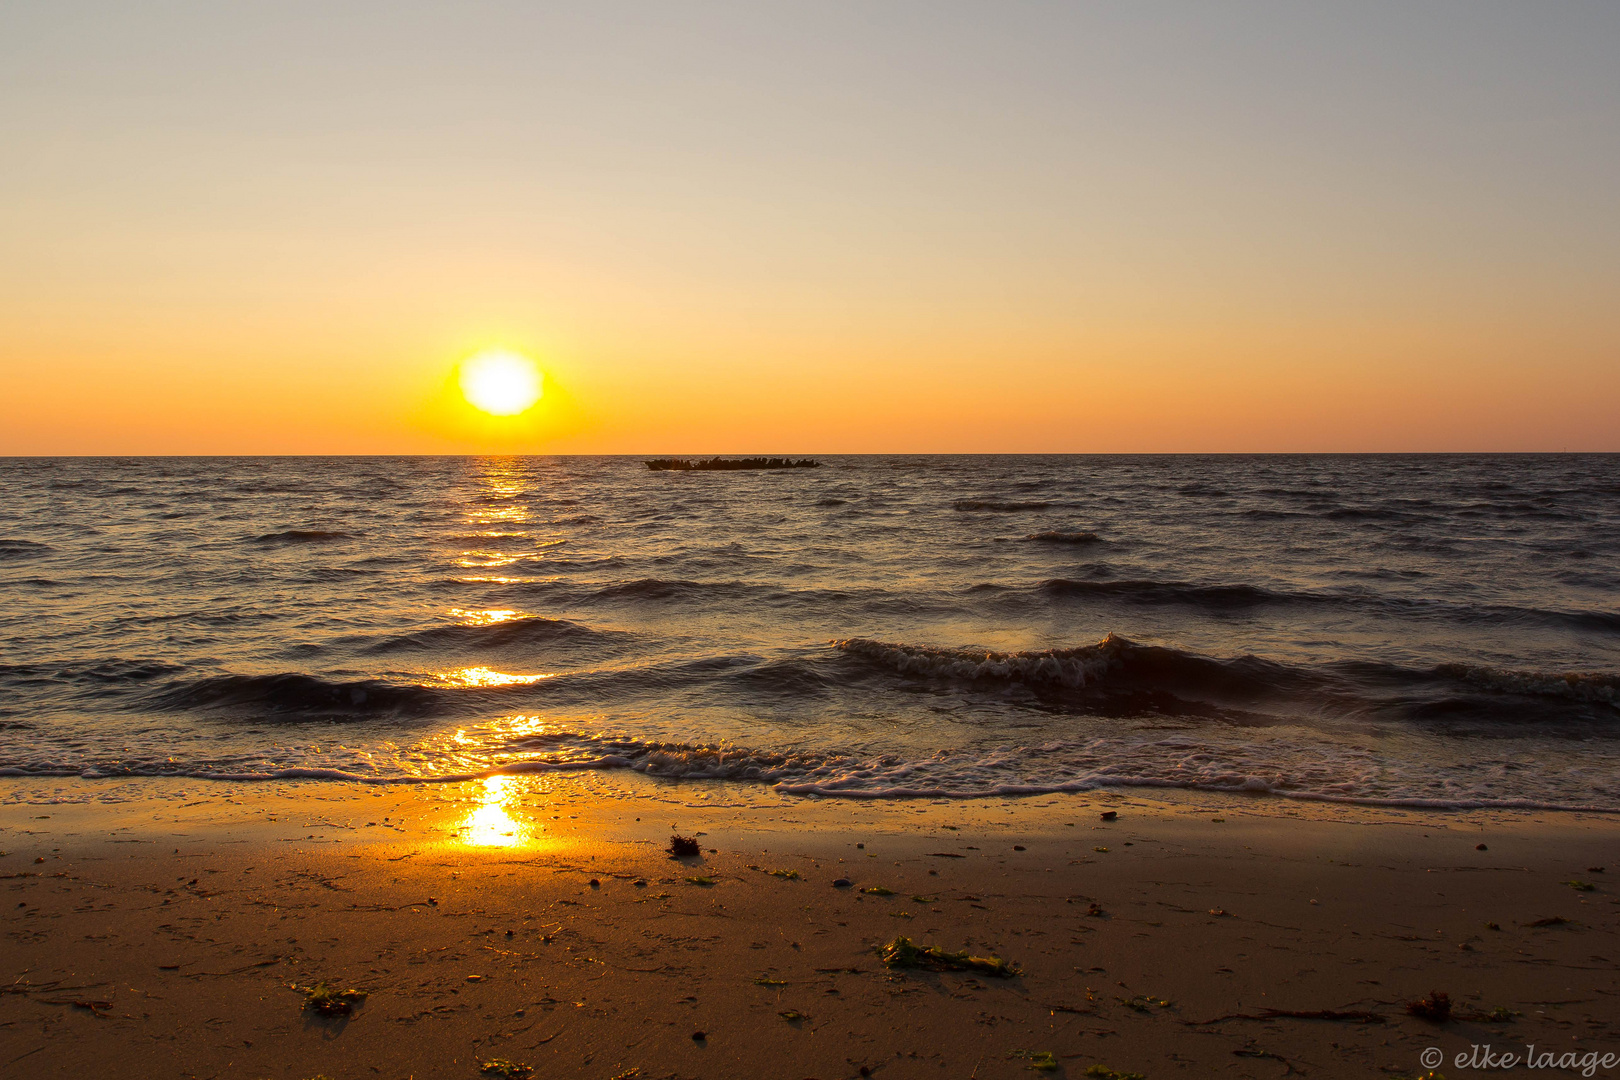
2;455;1617;811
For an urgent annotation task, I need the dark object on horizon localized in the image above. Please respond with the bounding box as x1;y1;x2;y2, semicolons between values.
645;457;822;471
668;835;701;857
1406;990;1452;1022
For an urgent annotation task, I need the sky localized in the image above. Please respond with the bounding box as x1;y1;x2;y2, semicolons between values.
2;1;1617;454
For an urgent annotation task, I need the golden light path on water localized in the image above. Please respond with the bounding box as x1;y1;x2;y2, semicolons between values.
440;666;556;688
444;463;570;851
446;716;560;849
459;774;527;848
447;608;520;626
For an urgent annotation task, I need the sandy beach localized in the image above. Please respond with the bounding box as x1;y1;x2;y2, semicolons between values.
3;777;1616;1079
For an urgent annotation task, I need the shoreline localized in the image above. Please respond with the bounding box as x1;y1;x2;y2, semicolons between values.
4;775;1618;1078
7;765;1618;818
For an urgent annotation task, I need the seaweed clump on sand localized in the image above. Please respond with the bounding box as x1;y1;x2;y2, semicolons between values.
668;834;701;857
878;936;1017;977
479;1061;534;1079
1406;990;1452;1022
646;457;821;471
293;981;366;1016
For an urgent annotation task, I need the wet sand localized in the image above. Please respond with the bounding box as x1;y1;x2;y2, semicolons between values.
3;776;1617;1079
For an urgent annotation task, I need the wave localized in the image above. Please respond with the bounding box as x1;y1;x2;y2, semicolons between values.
590;577;714;601
1023;531;1101;544
8;729;1615;813
359;615;616;654
1436;663;1620;708
248;529;354;545
836;636;1121;689
835;635;1620;723
1037;577;1620;633
953;500;1051;512
0;658;189;691
0;539;51;559
146;673;445;718
1041;577;1284;609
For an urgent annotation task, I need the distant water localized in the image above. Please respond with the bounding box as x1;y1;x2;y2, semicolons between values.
2;455;1618;810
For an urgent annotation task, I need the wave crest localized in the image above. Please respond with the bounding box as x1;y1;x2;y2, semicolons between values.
834;636;1123;688
1024;531;1100;544
953;499;1051;512
147;673;444;718
0;539;52;559
249;529;353;545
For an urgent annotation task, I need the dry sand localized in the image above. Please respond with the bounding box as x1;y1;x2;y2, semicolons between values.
3;775;1617;1079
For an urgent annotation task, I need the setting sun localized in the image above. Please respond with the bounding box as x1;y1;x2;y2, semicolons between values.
458;350;543;416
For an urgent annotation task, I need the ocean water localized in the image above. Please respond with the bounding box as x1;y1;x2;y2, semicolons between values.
2;455;1617;810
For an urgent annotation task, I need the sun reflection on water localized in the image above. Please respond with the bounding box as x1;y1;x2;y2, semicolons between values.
449;608;521;625
441;667;556;688
459;775;527;848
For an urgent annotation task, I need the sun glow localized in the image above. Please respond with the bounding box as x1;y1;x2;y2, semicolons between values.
458;350;543;415
440;666;556;688
459;775;526;847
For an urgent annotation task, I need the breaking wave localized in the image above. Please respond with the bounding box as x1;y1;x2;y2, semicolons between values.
3;728;1614;812
835;635;1620;724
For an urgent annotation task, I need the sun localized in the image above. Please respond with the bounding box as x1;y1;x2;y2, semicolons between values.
459;350;543;415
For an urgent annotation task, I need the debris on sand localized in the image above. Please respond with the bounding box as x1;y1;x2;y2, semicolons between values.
1564;880;1595;891
1406;991;1452;1022
1084;1066;1145;1080
877;936;1017;977
861;886;895;896
1458;1005;1518;1023
832;878;853;888
292;981;366;1016
1118;995;1173;1012
685;876;715;886
779;1009;807;1022
668;835;701;857
479;1060;534;1078
1017;1050;1060;1071
1100;811;1117;821
1186;1007;1385;1025
1526;916;1571;928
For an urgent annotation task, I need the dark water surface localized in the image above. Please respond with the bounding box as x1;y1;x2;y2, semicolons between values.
2;455;1617;809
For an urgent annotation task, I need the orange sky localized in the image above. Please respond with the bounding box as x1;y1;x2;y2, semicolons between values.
2;3;1617;454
